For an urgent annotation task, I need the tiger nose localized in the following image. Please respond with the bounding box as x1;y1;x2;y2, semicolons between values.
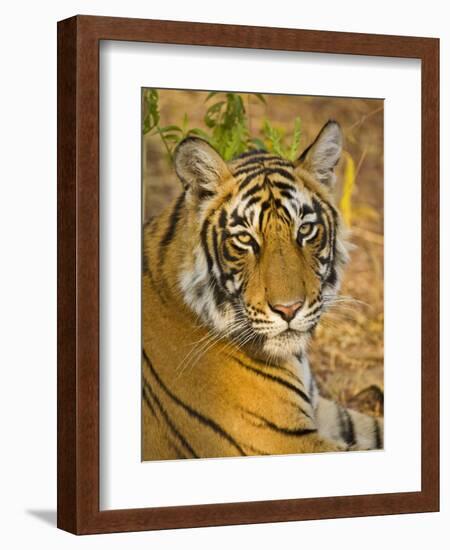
269;300;303;322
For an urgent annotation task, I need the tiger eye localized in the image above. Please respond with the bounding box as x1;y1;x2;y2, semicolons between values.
298;223;314;236
236;233;252;244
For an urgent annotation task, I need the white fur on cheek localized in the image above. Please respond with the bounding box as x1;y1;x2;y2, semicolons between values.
178;245;233;332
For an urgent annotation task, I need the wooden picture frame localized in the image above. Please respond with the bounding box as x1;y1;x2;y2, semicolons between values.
57;15;439;534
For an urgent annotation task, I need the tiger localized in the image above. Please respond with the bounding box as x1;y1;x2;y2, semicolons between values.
142;120;383;460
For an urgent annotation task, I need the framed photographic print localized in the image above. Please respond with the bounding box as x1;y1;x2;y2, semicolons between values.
57;15;439;534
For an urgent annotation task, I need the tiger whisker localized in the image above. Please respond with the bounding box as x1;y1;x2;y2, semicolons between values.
175;317;253;376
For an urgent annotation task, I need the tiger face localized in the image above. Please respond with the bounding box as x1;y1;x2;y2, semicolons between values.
174;121;348;361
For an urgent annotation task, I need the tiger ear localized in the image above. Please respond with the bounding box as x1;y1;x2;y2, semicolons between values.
174;137;231;199
296;120;343;188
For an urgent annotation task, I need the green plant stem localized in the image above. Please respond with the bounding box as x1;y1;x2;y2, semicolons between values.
157;126;173;161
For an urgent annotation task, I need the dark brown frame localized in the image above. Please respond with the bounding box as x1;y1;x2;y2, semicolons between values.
57;15;439;535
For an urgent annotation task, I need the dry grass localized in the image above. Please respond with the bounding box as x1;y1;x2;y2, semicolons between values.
143;89;384;418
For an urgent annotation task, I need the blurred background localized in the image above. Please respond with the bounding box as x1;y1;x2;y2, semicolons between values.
142;89;384;418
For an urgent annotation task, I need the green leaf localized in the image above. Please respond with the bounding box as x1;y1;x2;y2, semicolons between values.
181;113;189;135
207;101;225;113
204;101;225;128
159;125;182;134
250;137;267;150
142;88;160;134
287;117;302;161
161;134;182;142
253;93;267;105
205;91;220;102
262;119;285;157
188;128;211;141
143;115;151;135
223;122;248;161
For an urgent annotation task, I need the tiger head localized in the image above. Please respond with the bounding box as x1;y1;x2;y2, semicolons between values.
173;121;348;362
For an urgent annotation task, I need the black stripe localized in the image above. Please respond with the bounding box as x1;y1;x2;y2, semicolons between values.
265;167;295;181
321;208;333;253
211;276;229;311
142;249;150;276
308;294;321;307
144;218;159;236
242;183;264;200
143;351;246;456
229;210;247;227
212;227;236;295
197;188;214;201
233;159;293;178
203;223;230;307
233;148;267;160
312;198;328;250
245;195;262;210
303;303;323;319
272;180;297;192
167;440;188;459
274;198;292;221
219;208;228;228
237;166;295;191
159;192;185;262
235;154;292;168
258;200;271;230
142;378;198;458
242;444;270;456
373;418;382;449
142;386;157;418
143;257;167;305
244;409;316;436
279;189;297;201
230;355;311;405
301;204;314;217
325;267;338;287
211;226;222;270
232;165;263;178
317;197;339;282
222;241;239;262
255;362;302;385
338;406;356;446
238;169;266;190
200;218;214;272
